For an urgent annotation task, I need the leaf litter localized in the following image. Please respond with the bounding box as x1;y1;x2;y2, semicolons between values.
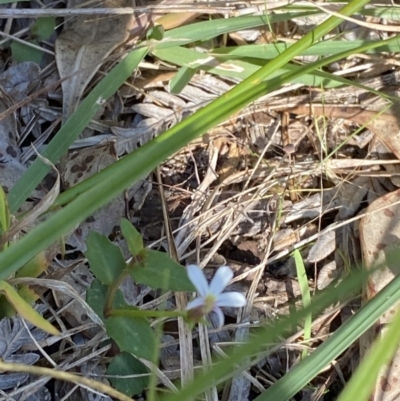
1;1;400;400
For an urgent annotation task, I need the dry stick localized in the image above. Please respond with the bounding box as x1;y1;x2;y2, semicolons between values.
0;26;30;46
0;70;84;122
306;0;400;32
0;45;143;123
3;1;15;38
0;361;133;401
0;30;55;55
155;169;194;390
0;0;293;18
163;154;400;260
0;6;234;18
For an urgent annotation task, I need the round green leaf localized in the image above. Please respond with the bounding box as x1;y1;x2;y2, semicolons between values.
108;352;149;397
129;250;195;292
86;279;126;322
120;218;143;256
31;17;55;41
147;24;164;41
105;315;155;360
85;231;126;285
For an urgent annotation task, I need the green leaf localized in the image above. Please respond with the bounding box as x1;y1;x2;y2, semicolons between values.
211;40;400;59
0;185;10;236
336;303;400;401
86;278;126;321
105;315;155;360
85;231;126;285
0;280;59;335
130;250;195;292
8;46;148;213
120;218;143;256
108;352;149;396
293;249;311;359
153;44;393;90
170;66;196;94
147;24;164;41
11;41;43;64
0;0;378;283
156;12;321;50
31;17;55;41
11;18;54;63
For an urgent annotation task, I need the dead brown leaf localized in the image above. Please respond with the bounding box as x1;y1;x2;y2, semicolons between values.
0;150;60;247
55;0;136;121
284;105;400;160
360;189;400;401
62;142;124;251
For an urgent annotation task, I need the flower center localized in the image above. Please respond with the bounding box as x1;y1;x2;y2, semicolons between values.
203;293;217;314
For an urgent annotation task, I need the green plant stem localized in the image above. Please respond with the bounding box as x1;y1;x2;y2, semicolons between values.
104;270;129;318
109;308;187;319
293;249;311;359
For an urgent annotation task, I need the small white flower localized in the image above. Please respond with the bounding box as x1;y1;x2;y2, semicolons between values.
186;264;247;328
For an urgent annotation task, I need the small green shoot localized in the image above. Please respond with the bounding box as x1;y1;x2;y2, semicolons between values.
293;249;312;359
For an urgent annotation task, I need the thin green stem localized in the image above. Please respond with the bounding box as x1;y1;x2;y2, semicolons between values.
104;270;129;318
109;308;187;319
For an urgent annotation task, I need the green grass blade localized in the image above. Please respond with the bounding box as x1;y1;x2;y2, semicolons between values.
1;0;370;280
211;40;400;59
154;12;322;49
53;35;400;209
169;66;196;94
153;36;399;90
282;4;400;20
254;275;400;401
293;250;311;359
8;46;148;213
52;14;392;211
160;265;400;401
5;10;334;214
337;305;400;401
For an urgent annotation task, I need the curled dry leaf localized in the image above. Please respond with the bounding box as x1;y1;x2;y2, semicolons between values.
317;260;337;290
0;316;48;391
62;142;124;251
0;96;26;193
0;62;40;103
0;150;60;247
63;141;150;251
360;189;400;400
336;176;371;220
55;0;136;121
307;230;336;263
13;275;103;334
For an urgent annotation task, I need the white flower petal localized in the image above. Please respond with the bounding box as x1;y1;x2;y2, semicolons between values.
209;265;233;295
216;292;247;308
187;264;209;296
212;306;225;328
186;297;206;310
